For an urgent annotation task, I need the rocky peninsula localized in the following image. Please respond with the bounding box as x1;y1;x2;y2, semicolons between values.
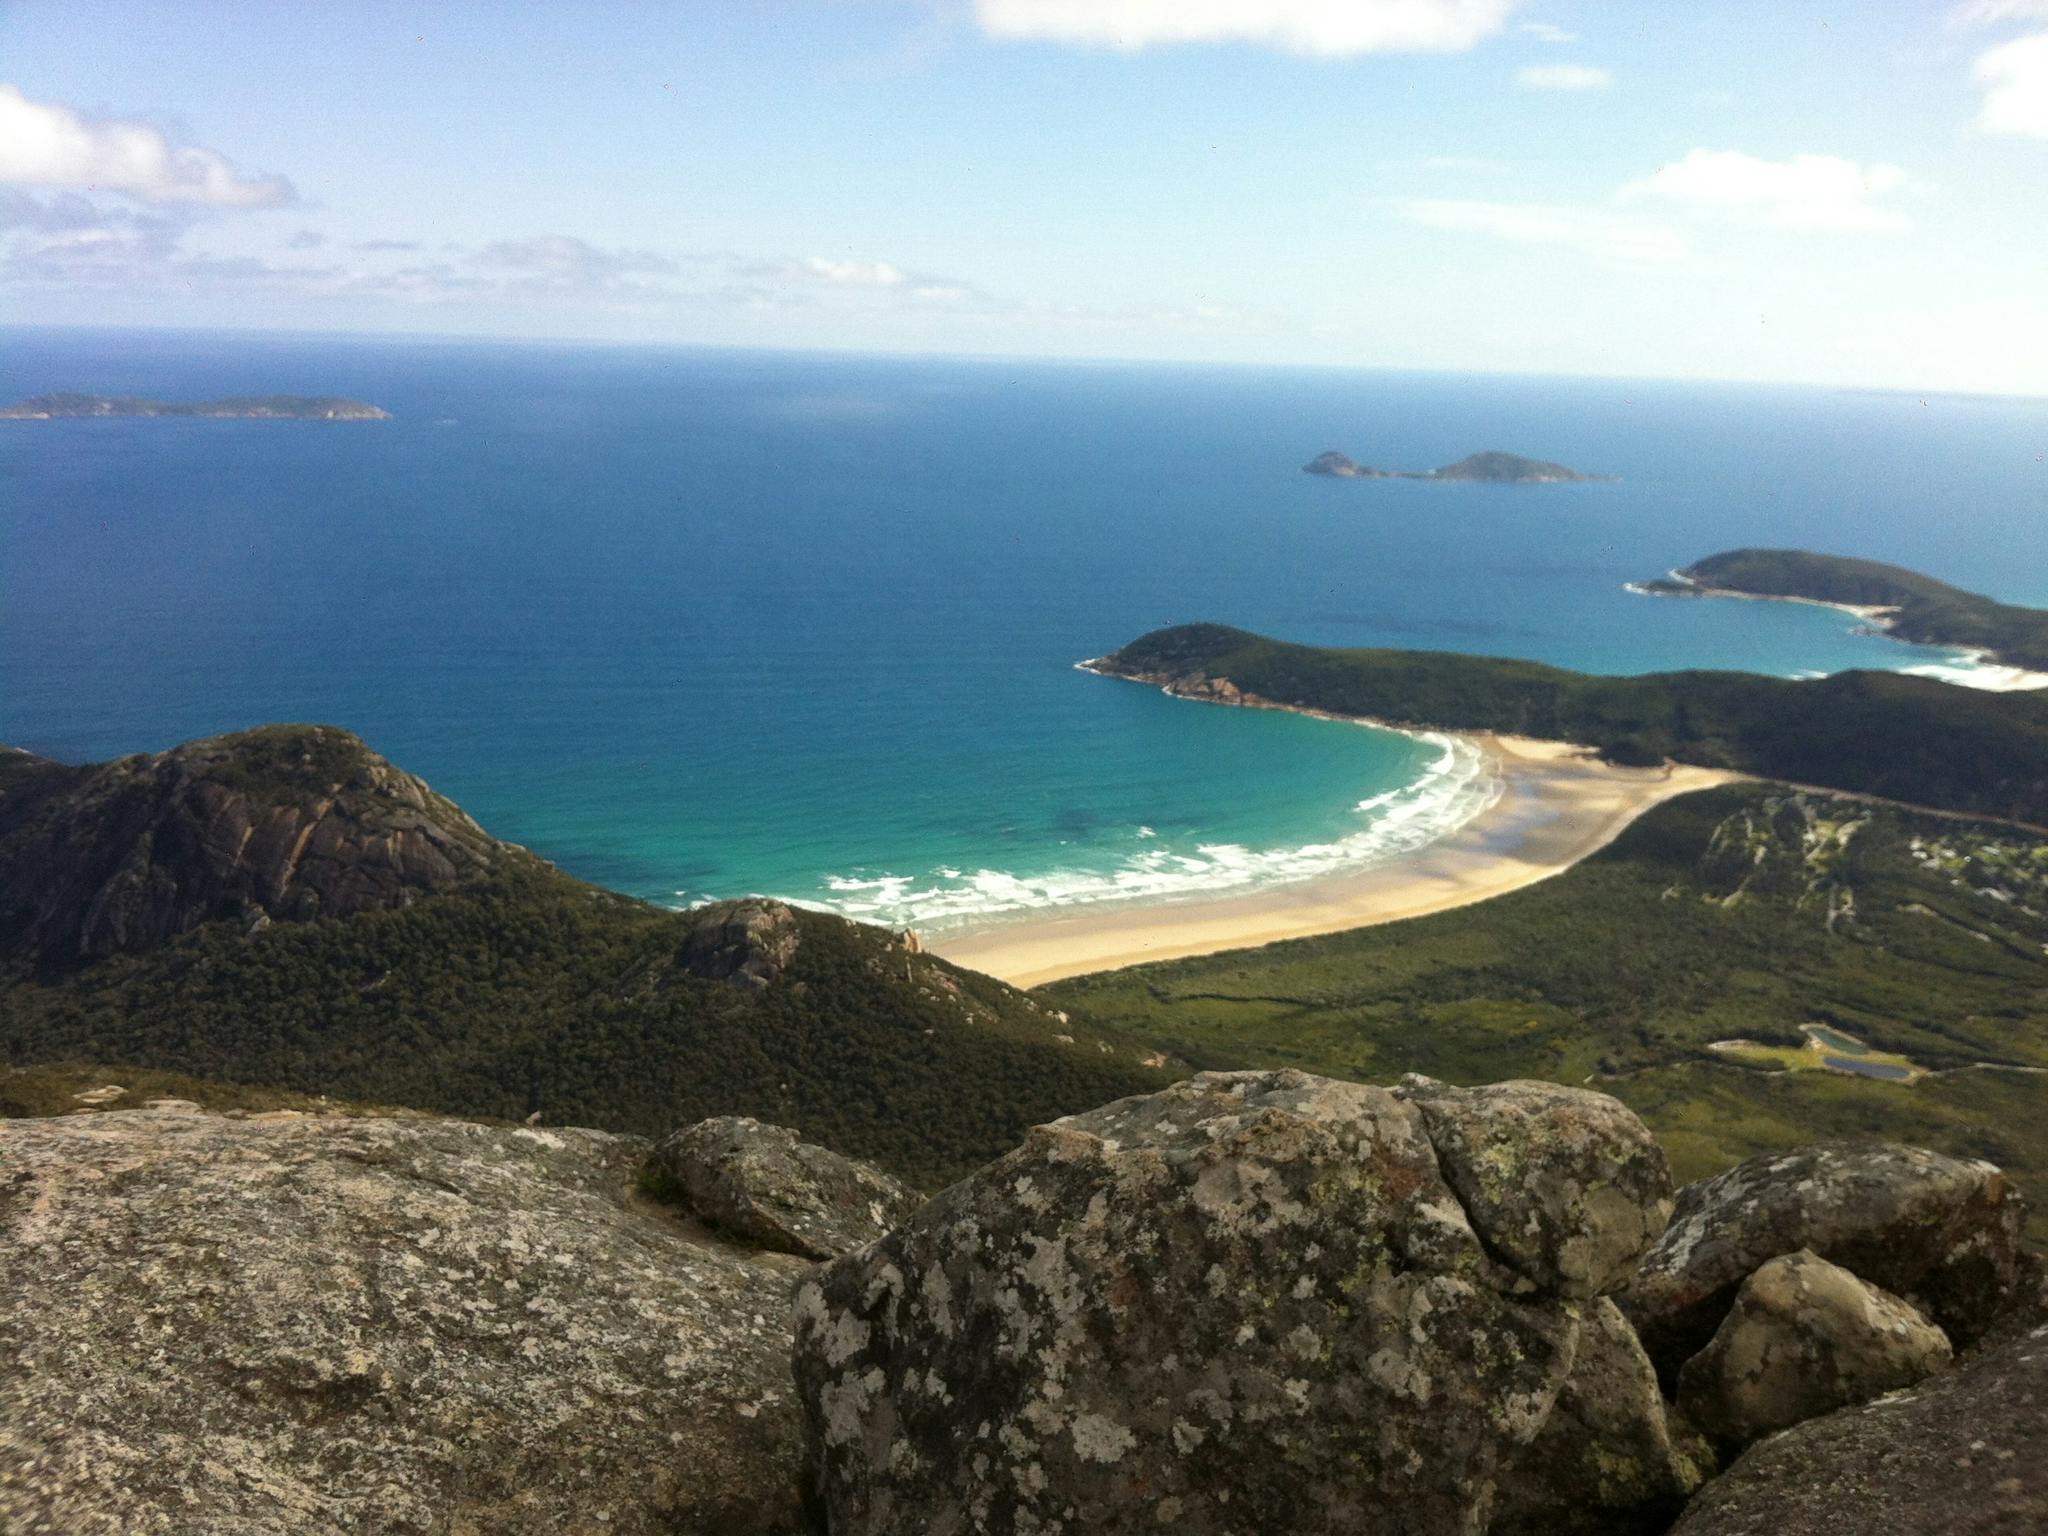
1305;448;1607;483
0;392;391;420
1634;548;2048;680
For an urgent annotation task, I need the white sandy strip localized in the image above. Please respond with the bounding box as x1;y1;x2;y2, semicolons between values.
930;734;1738;988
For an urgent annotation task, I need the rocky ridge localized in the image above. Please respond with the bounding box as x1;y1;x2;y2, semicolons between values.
0;726;502;962
3;1075;2043;1534
0;1106;815;1535
793;1070;1681;1535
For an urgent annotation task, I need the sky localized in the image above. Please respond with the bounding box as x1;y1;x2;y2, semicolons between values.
2;0;2045;393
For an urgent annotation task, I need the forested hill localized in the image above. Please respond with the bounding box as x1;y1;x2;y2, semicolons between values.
1659;549;2048;671
0;727;1171;1186
1092;624;2048;825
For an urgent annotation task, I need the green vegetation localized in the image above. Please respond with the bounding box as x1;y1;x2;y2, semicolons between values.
0;1062;405;1120
1045;784;2048;1242
1098;624;2048;824
0;859;1170;1188
1303;448;1600;482
1432;450;1594;483
1668;548;2048;671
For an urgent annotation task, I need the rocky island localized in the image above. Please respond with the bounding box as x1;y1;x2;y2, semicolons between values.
1636;548;2048;675
0;392;391;420
1305;448;1606;482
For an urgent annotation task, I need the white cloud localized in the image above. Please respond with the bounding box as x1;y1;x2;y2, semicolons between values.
1953;1;2048;23
804;256;910;287
1419;154;1511;173
1398;198;1690;265
1517;21;1576;42
971;0;1524;56
1974;33;2048;136
476;234;678;288
0;212;1004;328
0;84;294;207
1622;149;1911;232
1516;63;1611;90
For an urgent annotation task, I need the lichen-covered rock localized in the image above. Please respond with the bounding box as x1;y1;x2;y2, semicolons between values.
679;898;801;989
650;1115;922;1260
792;1069;1674;1535
1491;1299;1704;1536
1668;1323;2048;1536
1677;1249;1953;1452
0;1108;808;1535
1618;1142;2027;1388
1397;1075;1675;1298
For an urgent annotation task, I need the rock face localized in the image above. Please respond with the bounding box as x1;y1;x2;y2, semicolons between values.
1669;1323;2048;1536
0;726;500;963
1303;449;1374;476
1619;1141;2028;1388
791;1069;1674;1536
1400;1075;1675;1298
0;1107;810;1535
1490;1298;1703;1536
1676;1249;1953;1451
650;1115;922;1261
678;898;802;989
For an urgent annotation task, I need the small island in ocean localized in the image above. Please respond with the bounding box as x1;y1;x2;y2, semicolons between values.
1636;548;2048;674
1304;448;1606;483
0;392;391;421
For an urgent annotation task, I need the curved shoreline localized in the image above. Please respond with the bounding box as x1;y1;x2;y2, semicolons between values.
929;728;1739;988
1626;571;2048;692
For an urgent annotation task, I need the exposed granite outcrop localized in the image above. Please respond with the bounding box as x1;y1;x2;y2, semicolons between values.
1618;1142;2029;1389
0;1107;810;1535
1491;1298;1705;1536
648;1115;923;1260
678;898;802;990
791;1069;1674;1535
1397;1074;1675;1298
1675;1249;1953;1452
1668;1323;2048;1536
0;726;500;963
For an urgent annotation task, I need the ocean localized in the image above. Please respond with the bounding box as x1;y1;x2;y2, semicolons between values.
5;326;2044;930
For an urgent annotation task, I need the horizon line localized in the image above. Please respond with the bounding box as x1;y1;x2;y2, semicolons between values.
2;318;2044;406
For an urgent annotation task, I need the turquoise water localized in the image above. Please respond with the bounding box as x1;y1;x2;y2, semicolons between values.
4;328;2044;928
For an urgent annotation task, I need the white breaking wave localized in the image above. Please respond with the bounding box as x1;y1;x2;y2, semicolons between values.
808;731;1503;932
1897;655;2048;692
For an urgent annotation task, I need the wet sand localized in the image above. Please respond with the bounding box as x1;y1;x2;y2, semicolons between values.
929;735;1739;987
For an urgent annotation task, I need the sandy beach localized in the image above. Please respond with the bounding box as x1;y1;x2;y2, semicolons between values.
929;734;1739;987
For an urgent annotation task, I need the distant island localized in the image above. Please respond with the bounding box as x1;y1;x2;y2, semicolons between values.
1635;549;2048;674
1304;449;1608;483
0;393;391;421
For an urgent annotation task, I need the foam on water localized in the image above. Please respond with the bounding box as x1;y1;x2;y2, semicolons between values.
803;730;1502;931
1897;653;2048;692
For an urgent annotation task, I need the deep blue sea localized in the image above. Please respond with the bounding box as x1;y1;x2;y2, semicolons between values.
5;327;2045;929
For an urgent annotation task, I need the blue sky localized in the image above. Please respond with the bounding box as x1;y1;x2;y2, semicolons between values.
3;0;2045;392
